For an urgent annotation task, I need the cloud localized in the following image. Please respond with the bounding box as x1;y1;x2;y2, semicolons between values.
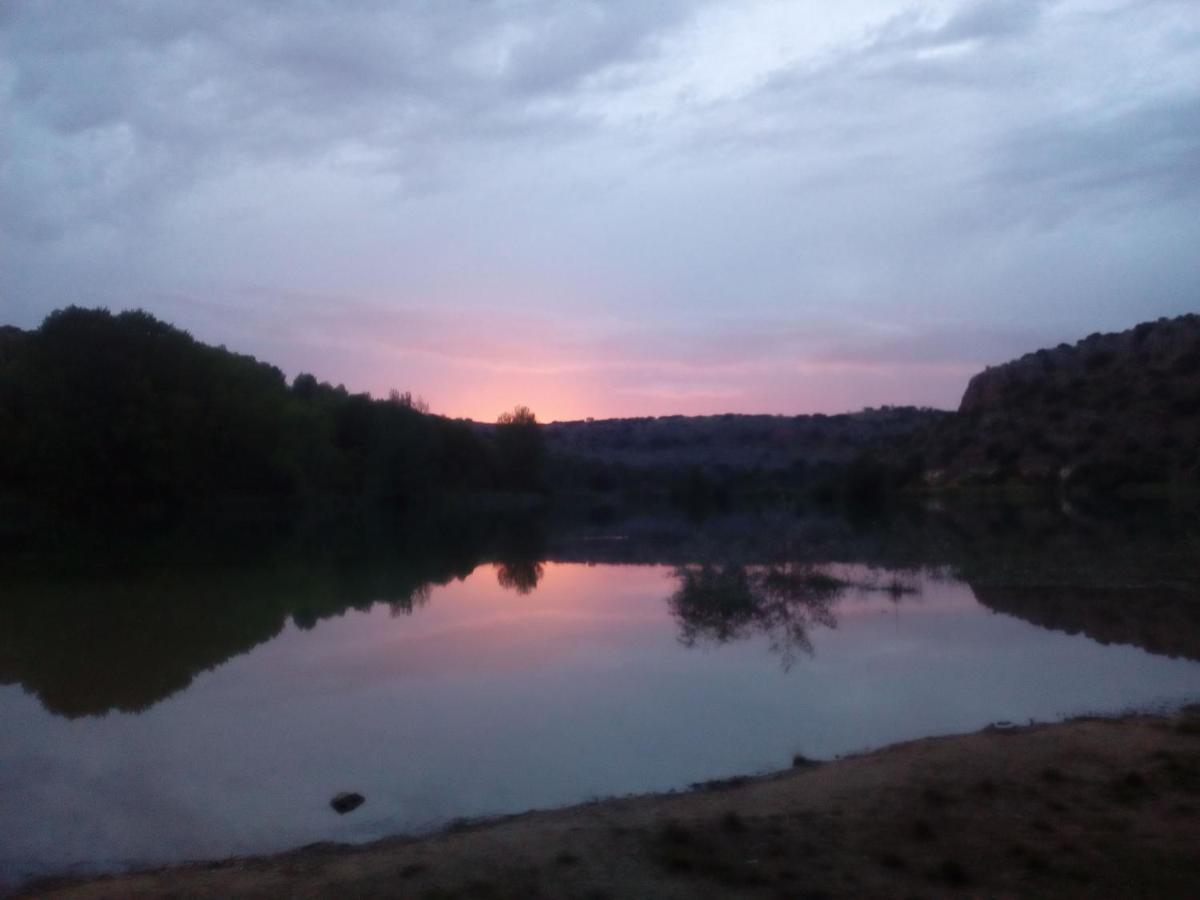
2;1;1198;418
990;94;1200;220
0;1;696;240
936;0;1047;43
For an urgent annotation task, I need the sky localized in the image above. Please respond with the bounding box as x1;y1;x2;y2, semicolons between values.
2;0;1198;422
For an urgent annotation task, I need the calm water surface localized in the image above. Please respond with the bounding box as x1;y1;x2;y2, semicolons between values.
3;524;1200;887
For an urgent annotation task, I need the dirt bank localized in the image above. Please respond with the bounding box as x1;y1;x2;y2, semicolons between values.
20;710;1200;899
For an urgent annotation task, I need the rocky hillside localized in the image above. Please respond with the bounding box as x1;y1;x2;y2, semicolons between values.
925;314;1200;488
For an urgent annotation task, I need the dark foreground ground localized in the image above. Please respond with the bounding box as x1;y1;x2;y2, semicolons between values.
20;710;1200;899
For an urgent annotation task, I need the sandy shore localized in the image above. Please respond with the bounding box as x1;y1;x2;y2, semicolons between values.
19;709;1200;899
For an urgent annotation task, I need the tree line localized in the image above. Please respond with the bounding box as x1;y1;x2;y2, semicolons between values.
0;307;544;513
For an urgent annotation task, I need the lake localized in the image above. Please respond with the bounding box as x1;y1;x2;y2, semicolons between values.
2;503;1199;888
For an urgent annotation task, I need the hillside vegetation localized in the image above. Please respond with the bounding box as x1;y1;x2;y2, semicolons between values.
544;408;941;470
921;314;1200;490
1;307;1196;518
0;307;535;512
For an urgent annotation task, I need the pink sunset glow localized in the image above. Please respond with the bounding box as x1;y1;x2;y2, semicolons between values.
157;292;993;421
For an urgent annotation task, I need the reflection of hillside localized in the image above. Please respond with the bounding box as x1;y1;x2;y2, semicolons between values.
548;503;1200;667
0;513;531;718
0;562;455;718
3;500;1197;718
930;502;1200;661
0;556;470;720
970;585;1200;661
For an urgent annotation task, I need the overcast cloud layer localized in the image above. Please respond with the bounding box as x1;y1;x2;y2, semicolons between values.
2;0;1198;420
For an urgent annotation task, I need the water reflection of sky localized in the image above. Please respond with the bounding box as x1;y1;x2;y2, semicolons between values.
3;562;1200;887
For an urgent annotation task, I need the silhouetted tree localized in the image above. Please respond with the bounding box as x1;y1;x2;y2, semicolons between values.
495;404;544;491
389;389;429;413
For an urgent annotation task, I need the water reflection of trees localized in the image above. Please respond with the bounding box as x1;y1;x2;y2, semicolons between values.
5;501;1198;719
0;511;545;717
389;583;432;617
496;560;545;595
668;563;844;669
0;552;468;718
492;514;548;595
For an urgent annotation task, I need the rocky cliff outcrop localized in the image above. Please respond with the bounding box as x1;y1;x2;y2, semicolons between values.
928;314;1200;487
960;314;1200;415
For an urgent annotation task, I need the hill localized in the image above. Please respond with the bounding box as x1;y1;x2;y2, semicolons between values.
0;307;508;512
543;408;944;471
920;314;1200;489
2;306;1196;517
538;314;1200;496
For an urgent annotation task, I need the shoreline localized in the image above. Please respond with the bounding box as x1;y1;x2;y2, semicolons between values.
17;709;1200;899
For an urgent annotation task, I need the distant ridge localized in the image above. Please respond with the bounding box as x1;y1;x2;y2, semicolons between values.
543;407;945;473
